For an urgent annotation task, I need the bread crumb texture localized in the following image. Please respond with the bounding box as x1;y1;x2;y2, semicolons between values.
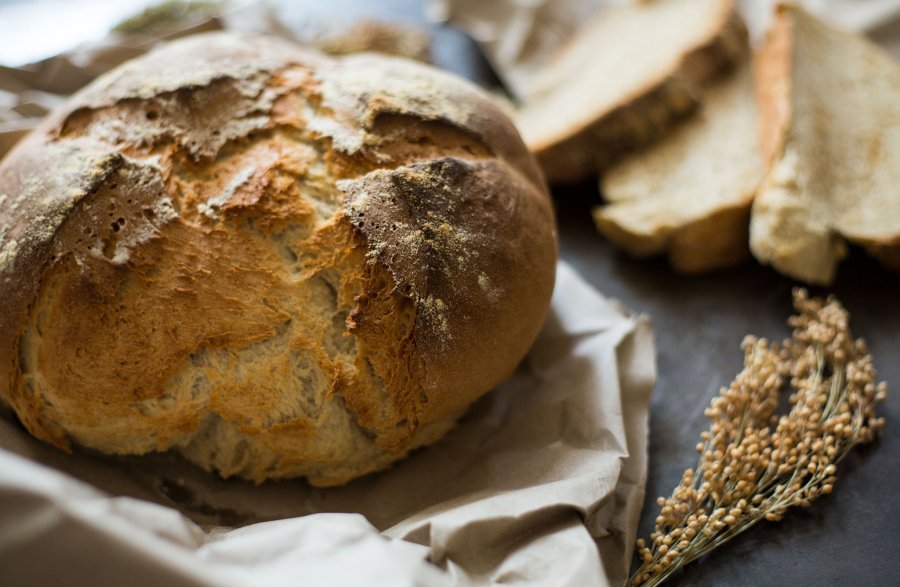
750;5;900;284
0;34;556;486
515;0;747;183
595;61;762;273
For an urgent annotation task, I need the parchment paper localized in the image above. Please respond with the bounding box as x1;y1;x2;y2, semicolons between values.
0;263;655;587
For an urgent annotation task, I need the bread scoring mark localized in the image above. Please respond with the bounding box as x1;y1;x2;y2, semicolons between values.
309;52;517;166
0;32;527;298
57;76;279;161
311;56;454;153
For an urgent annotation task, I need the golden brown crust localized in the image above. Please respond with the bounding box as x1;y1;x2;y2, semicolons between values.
754;5;793;168
342;157;556;422
0;33;556;485
666;202;751;273
593;200;751;274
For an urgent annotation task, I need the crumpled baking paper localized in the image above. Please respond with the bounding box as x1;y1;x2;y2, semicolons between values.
428;0;900;99
0;262;655;587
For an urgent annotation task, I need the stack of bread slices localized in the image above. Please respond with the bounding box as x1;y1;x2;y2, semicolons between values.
517;0;900;284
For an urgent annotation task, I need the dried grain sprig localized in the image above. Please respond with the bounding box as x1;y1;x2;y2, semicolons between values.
628;289;887;587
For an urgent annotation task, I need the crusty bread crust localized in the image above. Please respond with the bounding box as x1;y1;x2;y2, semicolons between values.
0;34;556;485
595;198;752;273
517;0;747;184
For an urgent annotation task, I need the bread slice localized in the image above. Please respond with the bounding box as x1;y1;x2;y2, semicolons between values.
514;0;747;184
750;4;900;284
594;60;762;272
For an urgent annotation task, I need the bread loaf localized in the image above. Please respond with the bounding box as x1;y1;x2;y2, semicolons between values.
515;0;747;184
595;60;762;273
750;4;900;284
0;34;557;486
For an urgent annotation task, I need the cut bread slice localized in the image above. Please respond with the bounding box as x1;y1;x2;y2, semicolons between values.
594;60;762;272
750;4;900;284
515;0;747;184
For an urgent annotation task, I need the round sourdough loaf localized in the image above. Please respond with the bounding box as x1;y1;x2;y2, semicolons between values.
0;34;556;486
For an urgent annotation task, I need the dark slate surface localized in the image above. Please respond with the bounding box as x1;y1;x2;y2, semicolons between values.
555;182;899;587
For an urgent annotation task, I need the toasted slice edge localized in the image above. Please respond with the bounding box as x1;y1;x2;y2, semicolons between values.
516;0;747;184
750;3;900;284
594;60;762;273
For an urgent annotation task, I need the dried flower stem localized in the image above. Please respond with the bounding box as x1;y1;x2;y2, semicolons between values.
628;290;887;587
